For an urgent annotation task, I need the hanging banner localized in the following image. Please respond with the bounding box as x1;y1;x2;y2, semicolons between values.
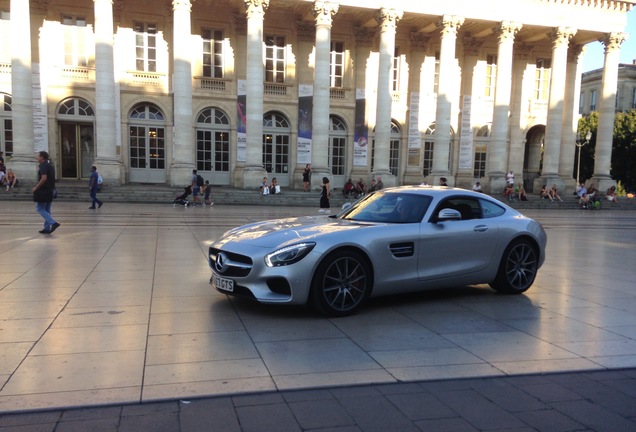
297;84;313;164
237;80;247;162
408;92;421;150
458;95;473;170
353;88;368;166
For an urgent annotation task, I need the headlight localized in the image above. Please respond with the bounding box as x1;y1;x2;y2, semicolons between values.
265;242;316;267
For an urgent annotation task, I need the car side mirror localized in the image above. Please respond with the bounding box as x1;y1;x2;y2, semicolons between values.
437;208;461;221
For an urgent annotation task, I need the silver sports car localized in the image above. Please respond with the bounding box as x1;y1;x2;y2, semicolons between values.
209;186;547;316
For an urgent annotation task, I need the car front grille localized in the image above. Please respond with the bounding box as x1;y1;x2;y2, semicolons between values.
209;247;253;277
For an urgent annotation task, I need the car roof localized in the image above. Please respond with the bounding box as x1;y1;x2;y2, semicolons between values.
379;185;478;196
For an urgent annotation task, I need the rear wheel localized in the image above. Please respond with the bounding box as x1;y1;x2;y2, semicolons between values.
490;239;538;294
311;250;371;316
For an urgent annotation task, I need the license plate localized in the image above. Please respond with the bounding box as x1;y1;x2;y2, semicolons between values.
213;275;234;292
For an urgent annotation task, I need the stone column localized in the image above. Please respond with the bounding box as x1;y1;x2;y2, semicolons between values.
487;21;521;194
403;33;430;185
311;0;339;181
593;32;626;192
9;0;37;177
348;28;375;181
558;43;585;192
454;36;482;189
93;0;123;185
510;43;536;191
170;0;195;186
242;0;269;188
432;15;463;186
372;7;402;186
539;26;576;191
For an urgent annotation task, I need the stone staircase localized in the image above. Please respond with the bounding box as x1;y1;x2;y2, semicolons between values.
1;180;633;211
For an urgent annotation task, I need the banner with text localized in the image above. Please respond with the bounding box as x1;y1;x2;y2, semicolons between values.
353;89;368;166
297;84;313;165
237;80;247;162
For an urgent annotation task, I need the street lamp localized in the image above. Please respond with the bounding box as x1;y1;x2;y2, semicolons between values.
575;130;592;183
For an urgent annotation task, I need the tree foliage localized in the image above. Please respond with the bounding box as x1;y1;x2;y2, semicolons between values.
577;110;636;191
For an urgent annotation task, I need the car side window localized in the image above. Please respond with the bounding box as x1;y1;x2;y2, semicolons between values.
434;197;480;221
479;199;505;218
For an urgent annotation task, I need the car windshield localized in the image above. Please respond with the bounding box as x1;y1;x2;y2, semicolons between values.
339;191;432;223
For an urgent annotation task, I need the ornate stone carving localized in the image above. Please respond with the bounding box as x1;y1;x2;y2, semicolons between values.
600;32;627;53
313;1;339;27
437;15;464;37
355;27;376;47
463;37;483;57
297;21;315;42
244;0;269;19
514;42;534;61
567;43;585;63
548;27;577;50
411;33;430;51
376;8;403;30
172;0;192;12
493;21;522;44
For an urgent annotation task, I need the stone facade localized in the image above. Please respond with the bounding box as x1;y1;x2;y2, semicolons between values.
0;0;633;193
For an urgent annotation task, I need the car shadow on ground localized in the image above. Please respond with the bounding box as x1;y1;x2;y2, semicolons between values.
221;284;527;319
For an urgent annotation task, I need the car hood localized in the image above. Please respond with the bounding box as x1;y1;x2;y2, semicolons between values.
214;215;374;249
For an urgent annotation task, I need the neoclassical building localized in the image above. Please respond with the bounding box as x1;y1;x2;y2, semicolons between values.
0;0;632;193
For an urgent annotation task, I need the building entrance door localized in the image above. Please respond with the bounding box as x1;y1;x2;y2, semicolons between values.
59;122;95;179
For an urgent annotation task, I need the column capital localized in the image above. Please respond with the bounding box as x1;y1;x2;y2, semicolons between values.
493;21;522;44
376;8;403;31
172;0;192;12
462;36;483;56
548;26;577;49
599;32;627;52
567;43;585;63
244;0;269;18
437;15;464;37
313;1;339;27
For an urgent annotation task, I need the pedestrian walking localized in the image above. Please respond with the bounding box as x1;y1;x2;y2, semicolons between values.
88;165;103;209
32;151;60;234
319;176;330;213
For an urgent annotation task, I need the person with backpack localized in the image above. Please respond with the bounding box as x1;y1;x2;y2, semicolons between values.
88;165;103;209
32;151;60;234
191;169;203;206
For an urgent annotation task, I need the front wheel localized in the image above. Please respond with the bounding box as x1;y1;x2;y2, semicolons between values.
311;250;371;316
490;240;538;294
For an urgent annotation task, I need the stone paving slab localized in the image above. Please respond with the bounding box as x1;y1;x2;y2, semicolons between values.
0;202;635;431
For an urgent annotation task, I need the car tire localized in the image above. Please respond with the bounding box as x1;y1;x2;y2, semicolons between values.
490;239;538;294
311;250;371;317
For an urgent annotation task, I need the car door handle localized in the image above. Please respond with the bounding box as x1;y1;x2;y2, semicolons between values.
474;225;488;232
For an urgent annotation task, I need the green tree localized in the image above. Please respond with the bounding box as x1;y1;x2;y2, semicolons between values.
576;110;636;190
575;113;598;183
611;110;636;191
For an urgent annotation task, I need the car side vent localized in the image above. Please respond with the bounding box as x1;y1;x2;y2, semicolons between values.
390;242;414;257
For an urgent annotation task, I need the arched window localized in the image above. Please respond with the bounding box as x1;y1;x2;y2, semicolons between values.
58;97;95;117
262;112;291;185
329;116;347;178
196;107;231;184
474;124;490;178
128;103;166;183
423;123;435;177
0;93;12;157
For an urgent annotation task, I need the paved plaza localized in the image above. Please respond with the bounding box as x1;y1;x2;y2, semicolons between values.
0;202;635;430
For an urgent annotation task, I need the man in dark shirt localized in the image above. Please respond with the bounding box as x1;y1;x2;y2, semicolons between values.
32;151;60;234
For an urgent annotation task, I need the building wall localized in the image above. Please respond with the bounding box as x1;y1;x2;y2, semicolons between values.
0;0;633;193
